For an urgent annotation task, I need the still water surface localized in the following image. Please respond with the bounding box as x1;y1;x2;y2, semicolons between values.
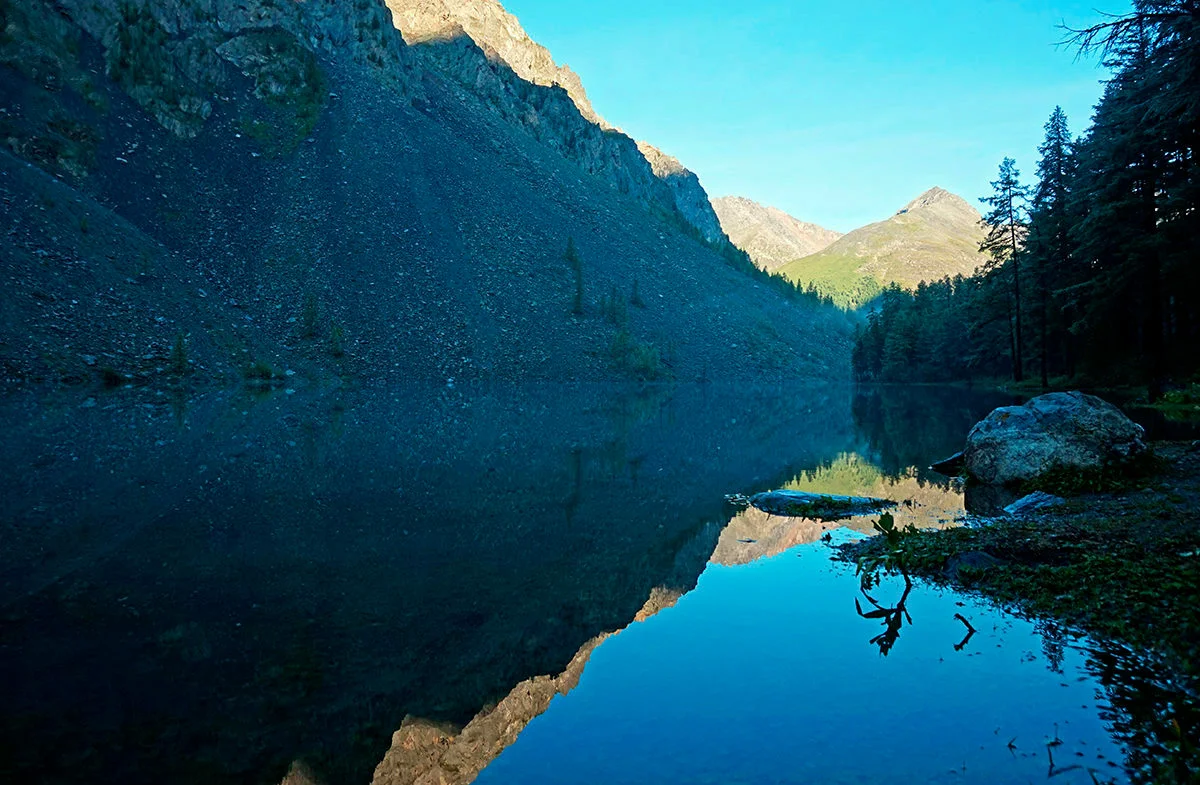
0;384;1162;783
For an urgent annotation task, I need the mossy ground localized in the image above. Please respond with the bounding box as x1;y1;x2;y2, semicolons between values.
837;441;1200;782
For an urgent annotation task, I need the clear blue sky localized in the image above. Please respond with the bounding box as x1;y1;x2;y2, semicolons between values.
502;0;1125;232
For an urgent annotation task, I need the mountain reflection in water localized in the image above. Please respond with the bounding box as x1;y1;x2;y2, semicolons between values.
7;382;1148;785
2;383;866;785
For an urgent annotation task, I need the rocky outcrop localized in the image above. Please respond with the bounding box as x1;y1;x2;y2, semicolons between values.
385;0;603;125
1003;491;1065;516
711;196;842;271
637;142;724;244
39;0;407;139
386;0;726;243
963;392;1149;486
930;451;966;476
399;33;684;225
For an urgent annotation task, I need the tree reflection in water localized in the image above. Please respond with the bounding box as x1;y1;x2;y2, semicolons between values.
850;511;1200;784
855;572;913;657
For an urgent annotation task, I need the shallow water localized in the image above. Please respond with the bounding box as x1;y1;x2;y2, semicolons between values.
0;382;1168;784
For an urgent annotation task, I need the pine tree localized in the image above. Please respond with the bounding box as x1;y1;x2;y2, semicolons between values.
1027;107;1074;388
979;157;1031;382
1064;1;1200;396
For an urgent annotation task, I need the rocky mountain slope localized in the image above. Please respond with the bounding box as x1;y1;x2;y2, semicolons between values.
384;0;726;244
385;0;604;126
711;196;842;272
777;187;987;309
0;0;851;392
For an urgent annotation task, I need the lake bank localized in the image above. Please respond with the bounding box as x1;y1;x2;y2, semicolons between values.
836;439;1200;782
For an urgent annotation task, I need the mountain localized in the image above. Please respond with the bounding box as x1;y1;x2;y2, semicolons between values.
777;187;988;309
0;0;851;392
711;196;843;272
385;0;726;244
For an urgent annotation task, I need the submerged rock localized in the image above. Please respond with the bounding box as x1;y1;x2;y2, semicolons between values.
930;451;965;476
964;391;1148;486
748;490;896;521
1003;491;1066;516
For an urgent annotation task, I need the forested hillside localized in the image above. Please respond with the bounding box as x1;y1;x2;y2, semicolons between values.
854;3;1200;395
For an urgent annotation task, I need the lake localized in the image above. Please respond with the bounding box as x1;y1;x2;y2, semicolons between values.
0;383;1166;783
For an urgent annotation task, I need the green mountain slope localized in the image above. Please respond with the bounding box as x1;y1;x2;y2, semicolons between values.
777;187;987;308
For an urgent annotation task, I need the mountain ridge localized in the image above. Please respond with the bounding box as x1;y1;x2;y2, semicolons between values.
711;196;843;272
385;0;605;126
385;0;726;243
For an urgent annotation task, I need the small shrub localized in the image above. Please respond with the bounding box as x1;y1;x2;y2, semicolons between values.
300;292;319;338
99;366;124;388
329;321;345;358
243;361;282;382
610;327;667;381
1020;452;1163;496
600;286;627;326
169;332;188;375
565;237;583;315
1163;384;1200;405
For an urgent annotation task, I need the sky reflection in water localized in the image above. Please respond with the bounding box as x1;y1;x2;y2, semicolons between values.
477;532;1123;784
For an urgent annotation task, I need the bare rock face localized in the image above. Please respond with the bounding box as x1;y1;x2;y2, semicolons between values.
386;0;726;243
385;0;603;125
964;392;1149;486
44;0;406;139
637;142;725;244
711;196;842;271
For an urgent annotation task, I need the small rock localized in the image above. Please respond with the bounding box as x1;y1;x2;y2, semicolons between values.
1003;491;1066;516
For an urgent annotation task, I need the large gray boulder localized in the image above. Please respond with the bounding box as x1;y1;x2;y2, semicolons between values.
964;391;1147;486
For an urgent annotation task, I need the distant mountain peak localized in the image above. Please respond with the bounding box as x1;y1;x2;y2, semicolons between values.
897;186;972;216
778;187;987;308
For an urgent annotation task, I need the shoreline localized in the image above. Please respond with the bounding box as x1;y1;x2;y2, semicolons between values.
835;439;1200;780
